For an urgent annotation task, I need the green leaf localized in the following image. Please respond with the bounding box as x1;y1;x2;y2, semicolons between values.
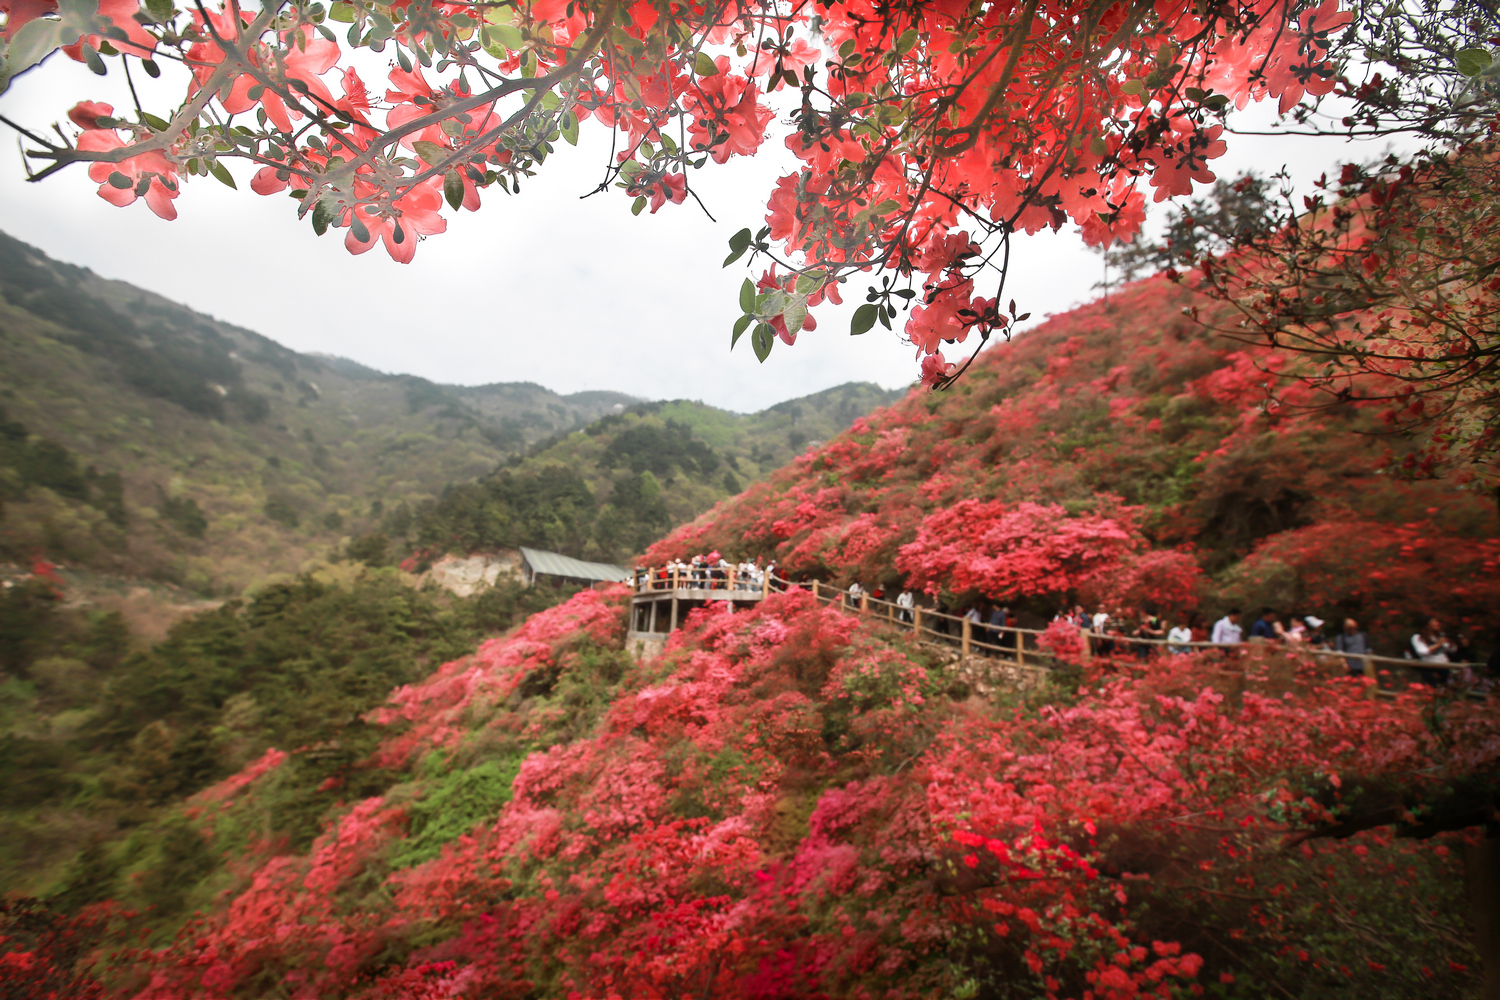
631;195;647;216
444;170;465;210
0;11;66;93
895;28;919;54
739;277;755;313
693;51;719;76
723;227;752;267
781;295;808;336
560;111;579;146
144;0;173;21
1120;79;1146;96
731;313;752;348
794;272;822;295
1090;136;1107;157
311;199;336;236
850;303;878;335
756;289;788;317
141;112;170;131
412;139;448;165
1456;47;1493;78
141;58;161;78
208;161;236;189
350;215;370;243
81;43;106;75
751;323;775;362
327;1;355;21
492;23;524;49
106;171;132;189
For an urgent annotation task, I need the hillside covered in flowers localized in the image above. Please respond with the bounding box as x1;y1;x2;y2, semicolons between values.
5;274;1496;999
649;275;1500;646
20;586;1490;999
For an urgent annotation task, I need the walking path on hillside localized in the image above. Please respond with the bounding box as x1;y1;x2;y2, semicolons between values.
628;566;1478;693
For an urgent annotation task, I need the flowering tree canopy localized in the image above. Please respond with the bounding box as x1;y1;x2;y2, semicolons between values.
0;0;1349;375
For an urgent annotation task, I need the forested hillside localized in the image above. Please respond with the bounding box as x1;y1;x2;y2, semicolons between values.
0;233;896;590
389;386;901;568
0;232;627;589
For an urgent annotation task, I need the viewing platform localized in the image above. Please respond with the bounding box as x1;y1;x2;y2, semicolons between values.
628;565;770;650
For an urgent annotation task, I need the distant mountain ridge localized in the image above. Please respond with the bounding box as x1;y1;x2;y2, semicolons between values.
0;232;900;592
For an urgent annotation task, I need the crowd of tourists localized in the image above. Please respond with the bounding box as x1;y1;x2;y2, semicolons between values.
1198;608;1487;684
636;562;1491;686
635;553;771;592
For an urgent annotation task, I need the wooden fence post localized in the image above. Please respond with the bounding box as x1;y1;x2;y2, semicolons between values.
672;566;680;591
913;606;922;635
1015;630;1025;668
860;593;869;614
762;571;770;599
961;617;971;658
812;579;820;602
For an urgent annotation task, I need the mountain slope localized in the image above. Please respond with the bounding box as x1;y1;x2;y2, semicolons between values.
0;233;897;590
395;385;903;566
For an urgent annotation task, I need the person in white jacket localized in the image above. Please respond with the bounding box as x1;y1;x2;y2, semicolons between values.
1210;609;1242;645
1167;621;1193;654
1412;617;1457;686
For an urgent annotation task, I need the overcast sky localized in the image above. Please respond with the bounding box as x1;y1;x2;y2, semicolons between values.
0;54;1394;413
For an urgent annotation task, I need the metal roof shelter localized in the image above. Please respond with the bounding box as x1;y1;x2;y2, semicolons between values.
519;546;631;588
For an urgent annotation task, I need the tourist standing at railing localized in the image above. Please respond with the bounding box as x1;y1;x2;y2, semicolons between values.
1134;610;1165;659
1332;618;1369;677
1093;608;1115;655
896;589;914;624
1303;616;1327;648
1412;618;1457;687
1167;618;1192;654
1453;630;1476;666
1211;608;1242;645
963;606;982;642
988;605;1009;648
1249;608;1283;642
847;581;864;609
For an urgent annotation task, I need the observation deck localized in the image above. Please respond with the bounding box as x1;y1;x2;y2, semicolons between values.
626;565;769;655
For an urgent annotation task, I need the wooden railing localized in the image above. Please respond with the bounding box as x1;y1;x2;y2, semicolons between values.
633;565;770;597
780;576;1479;686
629;567;1480;687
